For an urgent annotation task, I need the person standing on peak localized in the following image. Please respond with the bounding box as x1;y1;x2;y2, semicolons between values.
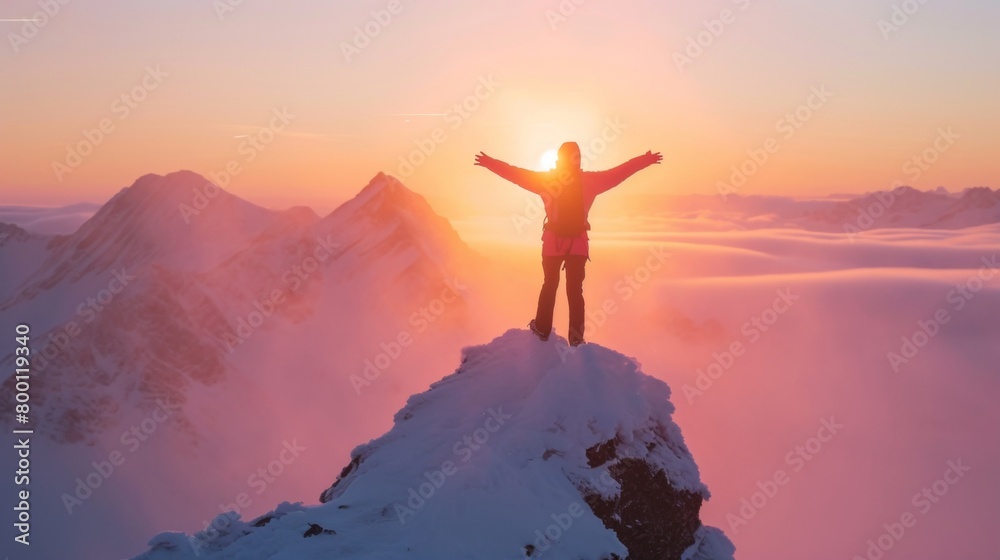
475;142;662;346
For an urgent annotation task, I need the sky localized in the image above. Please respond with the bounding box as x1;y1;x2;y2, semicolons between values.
1;0;997;219
1;5;999;557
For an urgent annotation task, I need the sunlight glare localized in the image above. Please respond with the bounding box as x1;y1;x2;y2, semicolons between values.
539;148;558;170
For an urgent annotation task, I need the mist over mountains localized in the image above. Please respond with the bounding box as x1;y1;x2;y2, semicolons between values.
606;185;1000;233
1;170;477;445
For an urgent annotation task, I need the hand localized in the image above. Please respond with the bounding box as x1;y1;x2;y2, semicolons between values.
474;152;497;167
644;151;663;165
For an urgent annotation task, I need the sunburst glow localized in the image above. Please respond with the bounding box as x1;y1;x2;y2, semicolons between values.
539;148;558;170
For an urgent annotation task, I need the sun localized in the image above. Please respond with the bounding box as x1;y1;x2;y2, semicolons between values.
539;148;558;170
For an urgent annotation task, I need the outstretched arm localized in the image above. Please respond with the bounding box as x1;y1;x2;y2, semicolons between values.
475;152;545;194
591;151;663;195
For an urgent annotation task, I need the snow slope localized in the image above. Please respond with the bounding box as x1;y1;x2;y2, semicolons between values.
0;222;53;298
131;330;734;560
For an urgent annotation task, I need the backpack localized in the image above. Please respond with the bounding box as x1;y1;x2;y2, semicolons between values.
545;170;587;237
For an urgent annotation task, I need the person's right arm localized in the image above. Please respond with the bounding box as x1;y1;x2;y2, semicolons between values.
475;152;545;194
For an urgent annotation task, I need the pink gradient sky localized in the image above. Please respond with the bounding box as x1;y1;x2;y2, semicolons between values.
1;0;997;218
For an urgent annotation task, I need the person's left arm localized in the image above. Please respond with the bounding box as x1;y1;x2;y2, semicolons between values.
590;151;663;195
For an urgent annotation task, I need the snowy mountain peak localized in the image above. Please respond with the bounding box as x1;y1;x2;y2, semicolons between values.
0;171;278;310
132;330;734;560
107;170;221;208
100;170;271;225
0;221;33;245
340;172;440;220
361;170;392;193
319;173;471;274
959;186;999;206
282;205;321;221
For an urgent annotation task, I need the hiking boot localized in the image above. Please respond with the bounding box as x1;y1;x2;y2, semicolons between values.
569;336;585;347
528;320;549;341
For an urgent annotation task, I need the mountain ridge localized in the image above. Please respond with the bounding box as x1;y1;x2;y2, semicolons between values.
0;169;477;444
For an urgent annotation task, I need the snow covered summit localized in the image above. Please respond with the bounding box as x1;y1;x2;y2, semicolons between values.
134;330;735;560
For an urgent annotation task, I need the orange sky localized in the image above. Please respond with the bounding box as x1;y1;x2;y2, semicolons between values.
1;0;997;220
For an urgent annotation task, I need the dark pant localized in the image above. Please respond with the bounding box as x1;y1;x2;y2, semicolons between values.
535;255;587;341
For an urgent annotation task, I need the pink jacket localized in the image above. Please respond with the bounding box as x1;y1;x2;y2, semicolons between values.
483;154;657;258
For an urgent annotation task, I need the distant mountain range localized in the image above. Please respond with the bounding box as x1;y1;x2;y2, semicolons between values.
5;184;998;239
0;170;477;444
605;186;1000;233
0;201;100;235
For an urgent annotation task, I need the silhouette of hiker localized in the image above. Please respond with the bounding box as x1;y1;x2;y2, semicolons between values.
476;142;662;346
